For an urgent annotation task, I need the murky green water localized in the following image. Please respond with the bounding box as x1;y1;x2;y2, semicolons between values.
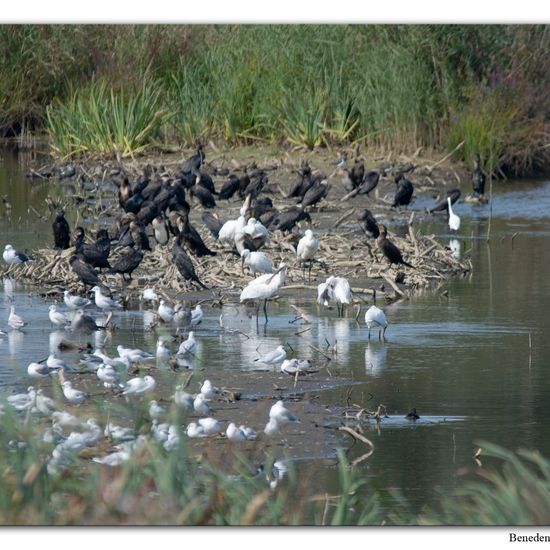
1;146;550;515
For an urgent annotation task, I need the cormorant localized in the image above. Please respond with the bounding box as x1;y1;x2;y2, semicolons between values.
172;235;208;289
428;188;461;214
108;246;144;281
129;221;151;252
358;171;380;196
392;173;414;208
52;211;71;250
218;174;241;200
357;209;380;238
177;215;217;257
298;180;329;209
69;255;103;287
201;212;223;239
190;183;216;209
271;207;311;232
472;154;486;196
181;144;205;175
376;224;415;269
73;227;111;270
349;159;365;189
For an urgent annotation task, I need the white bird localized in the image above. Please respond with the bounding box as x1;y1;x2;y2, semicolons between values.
141;287;159;303
27;361;51;378
239;425;257;441
269;400;300;425
117;345;154;363
92;448;132;467
218;215;246;247
193;393;211;416
198;417;221;435
448;197;461;231
243;217;269;240
71;309;104;333
177;331;197;356
226;422;246;442
296;229;319;280
92;348;119;367
46;354;71;372
7;387;36;411
158;299;175;323
91;286;123;311
240;263;287;323
150;420;172;443
122;375;156;396
149;400;166;420
96;364;124;389
263;417;281;437
62;381;88;405
280;358;313;376
34;389;57;416
332;277;352;316
48;304;70;328
200;379;218;399
163;425;180;451
190;305;203;326
104;422;135;442
173;303;192;326
173;385;194;409
8;306;27;329
186;422;207;438
449;238;461;259
3;244;31;265
364;305;388;340
254;345;287;366
63;290;91;310
156;338;171;360
52;411;85;431
240;249;274;276
152;217;170;246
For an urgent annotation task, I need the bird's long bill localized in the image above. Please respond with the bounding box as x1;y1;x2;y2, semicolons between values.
267;265;285;284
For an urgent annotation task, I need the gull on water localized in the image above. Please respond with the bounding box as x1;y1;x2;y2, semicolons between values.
62;381;88;405
190;304;203;326
158;299;175;323
46;354;72;372
141;288;159;303
280;358;313;376
122;375;156;396
117;345;155;363
269;400;300;425
63;290;91;310
92;286;123;311
254;344;287;366
96;364;124;390
156;338;171;360
173;386;194;409
177;331;197;356
48;304;70;328
8;306;27;329
27;361;52;378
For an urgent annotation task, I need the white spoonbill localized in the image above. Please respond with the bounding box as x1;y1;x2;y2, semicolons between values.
296;229;319;280
240;249;274;276
364;301;388;341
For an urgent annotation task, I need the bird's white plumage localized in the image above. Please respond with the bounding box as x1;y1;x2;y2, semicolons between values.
122;375;156;395
241;249;274;276
48;304;69;327
158;299;175;323
92;286;122;310
8;306;26;329
63;290;91;310
448;198;461;231
297;229;319;262
255;345;287;365
178;331;197;355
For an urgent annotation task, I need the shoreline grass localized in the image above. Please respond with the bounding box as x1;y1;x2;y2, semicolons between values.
1;25;549;175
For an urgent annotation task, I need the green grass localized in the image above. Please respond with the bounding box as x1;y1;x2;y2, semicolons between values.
2;24;550;174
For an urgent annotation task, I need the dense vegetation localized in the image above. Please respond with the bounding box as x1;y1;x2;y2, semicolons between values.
1;25;549;174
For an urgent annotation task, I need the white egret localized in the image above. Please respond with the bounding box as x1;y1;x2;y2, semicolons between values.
447;197;461;231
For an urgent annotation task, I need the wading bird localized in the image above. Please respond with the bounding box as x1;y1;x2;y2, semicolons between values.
447;197;461;232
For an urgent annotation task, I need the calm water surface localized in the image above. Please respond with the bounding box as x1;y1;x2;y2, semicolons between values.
1;147;550;515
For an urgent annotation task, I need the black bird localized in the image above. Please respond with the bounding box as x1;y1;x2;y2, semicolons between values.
358;171;380;196
428;188;461;214
129;221;151;252
253;197;274;220
117;176;132;209
406;408;420;420
177;214;217;257
69;255;103;287
244;173;267;200
194;170;217;196
298;180;329;209
108;246;144;281
137;200;161;227
73;227;111;270
181;144;205;175
288;163;312;198
238;168;251;198
190;183;216;209
349;159;365;189
201;212;223;239
122;191;145;215
218;174;241;200
172;235;208;290
392;173;414;208
141;178;163;202
52;211;71;250
271;207;311;232
357;209;380;238
472;154;486;196
376;224;415;269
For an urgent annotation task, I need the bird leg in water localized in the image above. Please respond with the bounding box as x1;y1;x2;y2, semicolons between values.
263;299;269;324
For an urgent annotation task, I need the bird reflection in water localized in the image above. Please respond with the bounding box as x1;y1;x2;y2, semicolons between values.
364;341;388;377
449;238;461;259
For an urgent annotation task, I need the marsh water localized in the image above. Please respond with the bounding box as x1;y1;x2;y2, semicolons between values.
1;146;550;516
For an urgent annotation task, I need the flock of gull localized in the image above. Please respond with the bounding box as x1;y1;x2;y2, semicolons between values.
0;145;487;473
